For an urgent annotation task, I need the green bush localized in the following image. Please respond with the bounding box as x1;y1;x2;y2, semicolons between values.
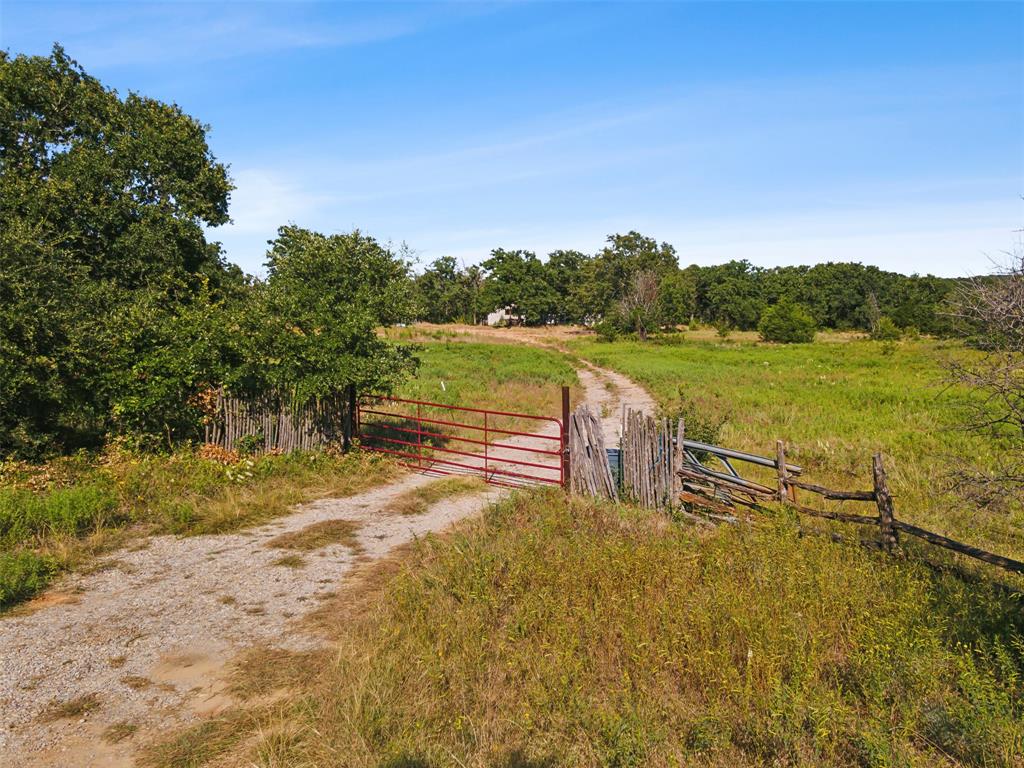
594;318;619;342
758;300;816;343
871;316;903;341
661;386;727;447
0;550;57;608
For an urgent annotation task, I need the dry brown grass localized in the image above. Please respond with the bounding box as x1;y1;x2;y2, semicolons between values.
102;721;138;744
265;519;362;553
38;692;101;722
270;554;306;569
119;675;151;690
227;646;325;702
137;712;252;768
387;476;486;516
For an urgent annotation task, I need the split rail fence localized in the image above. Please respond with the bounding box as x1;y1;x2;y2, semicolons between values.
571;406;1024;576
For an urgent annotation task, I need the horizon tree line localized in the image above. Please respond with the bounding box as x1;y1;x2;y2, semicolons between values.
411;232;960;336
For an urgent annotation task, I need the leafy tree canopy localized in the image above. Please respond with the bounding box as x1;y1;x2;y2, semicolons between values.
1;45;235;454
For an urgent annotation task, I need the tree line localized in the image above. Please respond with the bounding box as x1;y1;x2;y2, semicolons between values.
0;45;982;459
1;47;415;456
413;236;959;338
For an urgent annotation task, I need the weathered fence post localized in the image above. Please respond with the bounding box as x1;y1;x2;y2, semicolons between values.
671;418;684;502
343;383;356;451
561;385;571;491
872;452;898;552
775;440;789;502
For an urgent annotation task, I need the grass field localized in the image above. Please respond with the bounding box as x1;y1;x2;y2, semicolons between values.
398;340;580;417
0;341;577;610
144;491;1024;768
570;333;1024;565
130;329;1024;766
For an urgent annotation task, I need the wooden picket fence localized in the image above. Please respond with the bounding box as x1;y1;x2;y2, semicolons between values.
572;407;1024;576
569;404;617;500
203;386;356;454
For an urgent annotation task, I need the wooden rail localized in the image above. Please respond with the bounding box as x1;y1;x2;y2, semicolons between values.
737;439;1023;574
606;410;1024;575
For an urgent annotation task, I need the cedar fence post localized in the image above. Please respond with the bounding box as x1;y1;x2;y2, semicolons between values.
872;452;898;552
342;383;356;451
775;440;789;502
561;385;571;491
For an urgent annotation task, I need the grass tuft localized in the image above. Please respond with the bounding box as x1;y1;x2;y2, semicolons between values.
271;554;307;569
38;692;101;723
120;675;151;690
266;519;362;552
387;476;487;516
102;721;138;744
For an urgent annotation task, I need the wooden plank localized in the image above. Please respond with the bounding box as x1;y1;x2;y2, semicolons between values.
678;490;740;518
789;503;880;526
893;521;1024;574
787;480;876;501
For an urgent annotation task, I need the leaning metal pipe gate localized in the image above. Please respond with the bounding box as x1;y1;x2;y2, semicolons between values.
356;386;570;489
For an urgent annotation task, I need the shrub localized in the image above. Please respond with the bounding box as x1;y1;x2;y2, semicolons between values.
0;482;121;547
871;316;902;341
0;550;57;608
594;318;619;343
661;386;727;447
758;300;816;344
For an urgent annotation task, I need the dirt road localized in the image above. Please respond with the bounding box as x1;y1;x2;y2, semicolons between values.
0;350;654;767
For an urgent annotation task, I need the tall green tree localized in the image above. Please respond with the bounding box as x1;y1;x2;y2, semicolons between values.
0;45;234;454
578;232;678;320
657;270;697;327
545;249;590;323
415;256;470;323
251;227;417;399
696;260;765;330
479;249;558;325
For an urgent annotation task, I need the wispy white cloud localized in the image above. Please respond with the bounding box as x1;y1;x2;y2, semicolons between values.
208;167;336;271
2;1;433;68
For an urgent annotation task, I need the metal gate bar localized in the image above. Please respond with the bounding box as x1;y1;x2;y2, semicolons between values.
357;392;567;488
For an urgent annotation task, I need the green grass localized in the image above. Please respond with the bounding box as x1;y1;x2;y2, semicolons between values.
570;334;1024;563
400;340;580;417
0;449;397;609
0;341;575;611
145;491;1024;767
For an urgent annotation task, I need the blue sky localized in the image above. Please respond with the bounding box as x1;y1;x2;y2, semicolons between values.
2;1;1022;277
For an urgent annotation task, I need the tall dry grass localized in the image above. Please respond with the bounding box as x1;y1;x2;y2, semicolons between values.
145;491;1024;767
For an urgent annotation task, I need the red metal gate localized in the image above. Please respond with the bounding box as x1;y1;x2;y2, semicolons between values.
357;388;569;489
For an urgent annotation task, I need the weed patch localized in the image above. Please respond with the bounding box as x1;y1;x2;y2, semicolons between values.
0;549;57;608
102;721;138;744
387;476;486;516
271;554;307;569
148;491;1024;766
266;519;362;552
38;693;101;723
